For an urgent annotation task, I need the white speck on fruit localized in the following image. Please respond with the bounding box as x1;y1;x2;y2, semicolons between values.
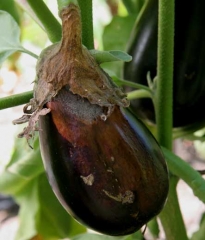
80;174;94;186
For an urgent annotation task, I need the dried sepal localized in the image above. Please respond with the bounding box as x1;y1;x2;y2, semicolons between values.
35;4;129;108
13;3;129;140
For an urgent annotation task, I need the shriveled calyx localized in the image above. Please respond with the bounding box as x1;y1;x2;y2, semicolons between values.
13;3;129;142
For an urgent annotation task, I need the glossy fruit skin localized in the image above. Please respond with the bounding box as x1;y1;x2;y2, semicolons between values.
38;85;169;236
124;0;205;127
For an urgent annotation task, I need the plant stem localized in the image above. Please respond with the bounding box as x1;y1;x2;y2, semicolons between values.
127;89;151;100
0;91;33;110
77;0;94;49
159;176;188;240
57;0;76;11
155;0;188;239
155;0;174;148
112;78;152;92
162;147;205;203
27;0;62;43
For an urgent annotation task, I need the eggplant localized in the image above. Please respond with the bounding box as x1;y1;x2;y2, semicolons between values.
124;0;205;127
13;3;169;236
38;87;168;236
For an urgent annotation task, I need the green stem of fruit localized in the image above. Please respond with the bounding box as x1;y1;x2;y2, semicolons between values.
77;0;94;49
162;147;205;203
27;0;62;43
156;1;188;239
57;0;75;11
0;91;33;110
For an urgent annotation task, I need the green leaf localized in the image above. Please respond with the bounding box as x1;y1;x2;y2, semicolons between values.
36;173;86;239
90;49;132;64
147;218;160;238
102;15;135;77
7;147;43;179
15;180;40;240
71;232;144;240
103;15;136;51
0;137;43;195
71;233;127;240
123;231;144;240
122;0;145;15
6;137;44;179
0;10;38;64
0;169;31;196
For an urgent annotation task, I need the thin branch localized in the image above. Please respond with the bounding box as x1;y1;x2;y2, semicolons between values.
0;91;33;110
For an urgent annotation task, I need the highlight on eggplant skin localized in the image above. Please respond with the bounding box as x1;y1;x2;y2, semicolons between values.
38;86;169;236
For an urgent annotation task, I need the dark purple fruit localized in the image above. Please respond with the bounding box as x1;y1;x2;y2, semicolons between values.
123;0;205;128
13;3;169;236
38;87;168;236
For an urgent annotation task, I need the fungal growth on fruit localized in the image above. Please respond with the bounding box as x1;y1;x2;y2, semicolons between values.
13;3;169;236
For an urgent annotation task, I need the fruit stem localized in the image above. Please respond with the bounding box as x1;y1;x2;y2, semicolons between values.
77;0;94;49
57;0;73;11
27;0;62;43
155;0;188;239
0;91;33;110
